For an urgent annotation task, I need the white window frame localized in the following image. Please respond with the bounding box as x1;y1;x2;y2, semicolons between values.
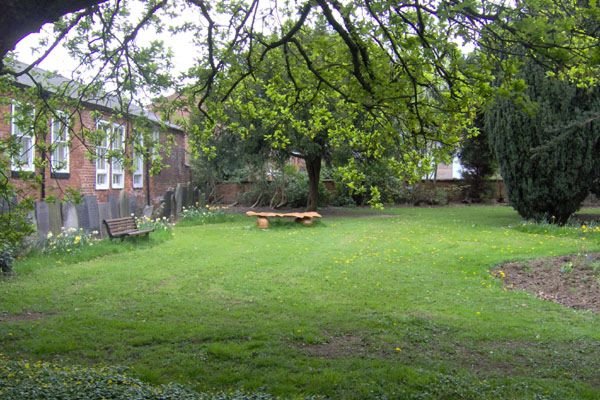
111;124;125;189
50;111;70;174
132;134;144;188
95;120;110;190
10;102;35;172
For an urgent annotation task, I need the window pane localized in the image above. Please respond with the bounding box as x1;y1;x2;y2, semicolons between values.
97;174;106;186
112;173;123;186
112;160;123;173
96;147;106;170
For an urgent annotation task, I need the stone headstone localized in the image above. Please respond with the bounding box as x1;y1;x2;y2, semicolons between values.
97;202;110;238
129;195;138;217
183;184;192;208
108;193;120;218
119;191;129;218
47;201;62;235
175;184;184;215
152;202;165;220
62;202;79;230
25;210;38;247
162;190;174;219
193;188;204;208
142;205;154;219
35;201;50;240
76;200;90;231
84;195;100;233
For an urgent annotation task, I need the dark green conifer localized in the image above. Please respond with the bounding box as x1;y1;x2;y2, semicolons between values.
486;63;599;224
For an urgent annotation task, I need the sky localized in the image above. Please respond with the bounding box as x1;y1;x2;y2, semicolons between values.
13;1;200;85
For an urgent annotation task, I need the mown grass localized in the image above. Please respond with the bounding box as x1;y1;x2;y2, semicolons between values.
1;206;599;399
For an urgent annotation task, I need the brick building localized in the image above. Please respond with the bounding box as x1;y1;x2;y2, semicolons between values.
1;62;191;209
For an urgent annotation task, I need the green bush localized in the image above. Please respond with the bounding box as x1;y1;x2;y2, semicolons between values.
0;245;15;275
237;169;329;209
0;355;322;400
408;185;451;206
283;170;329;209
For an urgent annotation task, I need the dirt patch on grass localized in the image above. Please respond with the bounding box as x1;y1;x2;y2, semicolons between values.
0;311;51;322
297;334;370;358
494;253;600;313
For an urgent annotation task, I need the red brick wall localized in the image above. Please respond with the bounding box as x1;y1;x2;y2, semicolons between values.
1;99;190;208
149;129;192;205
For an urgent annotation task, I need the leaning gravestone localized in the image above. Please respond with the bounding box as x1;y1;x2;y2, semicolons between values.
97;202;110;238
47;201;62;235
35;201;50;240
108;193;120;218
62;202;79;230
84;195;100;233
142;204;153;219
162;190;174;219
119;191;129;218
175;184;184;215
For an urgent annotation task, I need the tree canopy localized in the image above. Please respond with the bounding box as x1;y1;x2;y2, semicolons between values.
2;1;598;108
0;0;598;209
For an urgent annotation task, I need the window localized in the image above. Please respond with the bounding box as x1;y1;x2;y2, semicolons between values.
10;102;35;172
151;129;160;160
95;121;110;189
96;121;127;189
132;134;144;188
50;111;69;174
111;125;125;189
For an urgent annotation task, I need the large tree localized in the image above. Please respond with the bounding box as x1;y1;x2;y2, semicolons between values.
1;0;598;212
486;62;600;224
191;24;473;209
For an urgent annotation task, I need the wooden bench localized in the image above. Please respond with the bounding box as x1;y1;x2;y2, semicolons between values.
103;216;154;240
246;211;322;229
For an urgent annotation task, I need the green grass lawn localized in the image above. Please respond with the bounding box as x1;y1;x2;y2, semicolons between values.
1;206;600;399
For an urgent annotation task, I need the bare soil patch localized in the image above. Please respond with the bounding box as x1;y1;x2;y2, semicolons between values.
296;335;370;358
494;253;600;313
0;311;50;322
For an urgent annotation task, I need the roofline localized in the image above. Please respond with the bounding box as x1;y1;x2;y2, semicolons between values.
6;60;184;132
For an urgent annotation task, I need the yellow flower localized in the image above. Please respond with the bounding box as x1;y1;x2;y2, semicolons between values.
74;236;81;245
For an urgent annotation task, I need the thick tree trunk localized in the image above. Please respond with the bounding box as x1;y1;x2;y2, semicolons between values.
0;0;107;68
305;156;321;212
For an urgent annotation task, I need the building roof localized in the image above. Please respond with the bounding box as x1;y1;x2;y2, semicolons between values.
7;60;182;131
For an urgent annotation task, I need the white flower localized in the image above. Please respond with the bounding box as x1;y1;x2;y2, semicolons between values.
47;232;53;239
